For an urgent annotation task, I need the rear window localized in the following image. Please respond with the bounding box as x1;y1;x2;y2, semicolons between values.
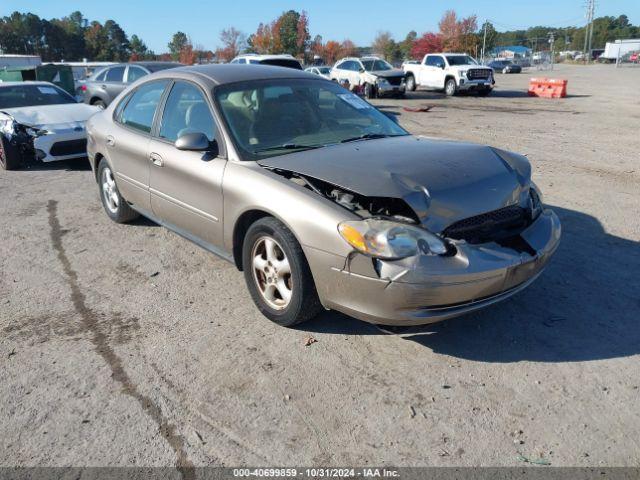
0;84;76;109
259;59;302;70
145;63;182;72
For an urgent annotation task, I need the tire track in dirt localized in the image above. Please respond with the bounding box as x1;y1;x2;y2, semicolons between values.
47;199;194;479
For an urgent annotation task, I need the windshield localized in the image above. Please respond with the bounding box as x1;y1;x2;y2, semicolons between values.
317;67;331;74
215;79;408;160
0;84;76;109
445;55;478;66
361;59;393;71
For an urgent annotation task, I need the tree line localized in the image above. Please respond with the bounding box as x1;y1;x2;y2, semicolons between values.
1;9;638;64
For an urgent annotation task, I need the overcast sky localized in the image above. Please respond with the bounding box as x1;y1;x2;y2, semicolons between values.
3;0;639;52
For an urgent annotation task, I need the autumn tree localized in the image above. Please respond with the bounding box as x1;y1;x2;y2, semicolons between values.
216;27;246;62
372;31;398;61
178;39;196;65
438;10;478;53
411;32;444;59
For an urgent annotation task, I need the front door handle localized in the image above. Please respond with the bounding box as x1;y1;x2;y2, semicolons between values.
106;135;115;147
149;152;163;167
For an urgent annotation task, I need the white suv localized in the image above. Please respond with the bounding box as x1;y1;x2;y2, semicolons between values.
330;56;406;98
229;54;302;70
403;53;494;96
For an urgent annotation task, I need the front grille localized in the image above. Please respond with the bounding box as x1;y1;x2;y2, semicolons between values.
443;205;531;244
467;68;491;80
49;139;87;157
387;76;403;86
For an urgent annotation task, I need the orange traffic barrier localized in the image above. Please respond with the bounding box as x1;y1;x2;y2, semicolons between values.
528;78;568;98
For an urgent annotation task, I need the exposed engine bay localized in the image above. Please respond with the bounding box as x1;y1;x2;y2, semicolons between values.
0;113;45;167
270;167;421;224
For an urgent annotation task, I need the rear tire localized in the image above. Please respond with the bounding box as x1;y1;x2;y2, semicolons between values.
97;159;139;223
445;78;457;96
406;74;416;92
0;135;21;170
92;99;107;110
242;217;322;327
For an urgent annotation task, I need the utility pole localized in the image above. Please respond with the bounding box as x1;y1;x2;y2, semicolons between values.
548;31;556;70
583;0;595;62
481;20;488;64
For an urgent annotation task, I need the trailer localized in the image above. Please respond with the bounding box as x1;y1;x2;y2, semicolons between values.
0;54;42;69
601;39;640;60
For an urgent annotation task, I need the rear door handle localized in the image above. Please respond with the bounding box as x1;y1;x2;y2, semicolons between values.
149;152;163;167
106;135;115;147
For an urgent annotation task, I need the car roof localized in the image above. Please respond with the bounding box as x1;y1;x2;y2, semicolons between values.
0;81;57;88
154;64;317;86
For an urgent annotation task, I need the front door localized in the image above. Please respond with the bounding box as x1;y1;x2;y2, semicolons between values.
148;81;225;248
109;79;170;211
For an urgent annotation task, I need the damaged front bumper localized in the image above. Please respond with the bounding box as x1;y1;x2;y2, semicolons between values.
306;209;561;326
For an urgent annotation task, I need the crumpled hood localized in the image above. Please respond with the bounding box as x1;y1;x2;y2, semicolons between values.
258;135;532;232
0;103;100;130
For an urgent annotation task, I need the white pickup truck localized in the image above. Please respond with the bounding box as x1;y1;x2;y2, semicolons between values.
403;53;494;96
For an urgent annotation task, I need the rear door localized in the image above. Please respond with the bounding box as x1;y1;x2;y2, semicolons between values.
148;80;226;248
103;65;127;103
109;79;170;212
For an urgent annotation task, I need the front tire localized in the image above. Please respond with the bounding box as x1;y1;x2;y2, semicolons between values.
0;135;21;170
364;83;376;99
242;217;322;327
98;160;139;223
92;99;107;110
445;78;457;96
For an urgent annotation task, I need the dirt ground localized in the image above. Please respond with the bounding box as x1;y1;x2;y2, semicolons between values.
1;64;639;469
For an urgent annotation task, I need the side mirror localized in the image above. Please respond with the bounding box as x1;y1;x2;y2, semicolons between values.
175;132;212;152
359;68;365;73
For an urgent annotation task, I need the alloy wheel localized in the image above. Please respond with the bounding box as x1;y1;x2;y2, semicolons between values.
101;166;119;214
251;236;292;310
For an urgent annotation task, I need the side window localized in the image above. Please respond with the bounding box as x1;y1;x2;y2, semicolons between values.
435;56;445;68
238;58;247;64
425;56;436;67
127;66;147;83
118;80;169;133
354;61;364;72
335;62;345;70
113;91;134;122
159;82;215;142
95;69;108;81
230;59;238;64
106;66;125;82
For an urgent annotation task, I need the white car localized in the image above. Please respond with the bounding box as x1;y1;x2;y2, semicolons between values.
229;54;302;70
330;56;406;99
304;66;332;79
0;81;99;170
403;53;494;96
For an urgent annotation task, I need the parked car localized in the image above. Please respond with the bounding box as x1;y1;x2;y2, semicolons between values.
82;62;182;108
330;56;406;99
86;64;560;327
0;81;99;170
404;53;494;96
304;66;332;79
487;59;522;74
230;54;302;70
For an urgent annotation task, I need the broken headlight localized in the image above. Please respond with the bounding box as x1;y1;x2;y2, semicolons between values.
338;219;448;259
529;184;543;220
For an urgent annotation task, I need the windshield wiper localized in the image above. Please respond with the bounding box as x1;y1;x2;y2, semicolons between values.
340;133;401;144
253;143;323;154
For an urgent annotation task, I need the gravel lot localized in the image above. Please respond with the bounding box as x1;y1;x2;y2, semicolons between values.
1;64;639;469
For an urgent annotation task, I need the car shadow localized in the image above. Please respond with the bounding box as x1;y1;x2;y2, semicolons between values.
21;158;92;171
298;205;640;363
